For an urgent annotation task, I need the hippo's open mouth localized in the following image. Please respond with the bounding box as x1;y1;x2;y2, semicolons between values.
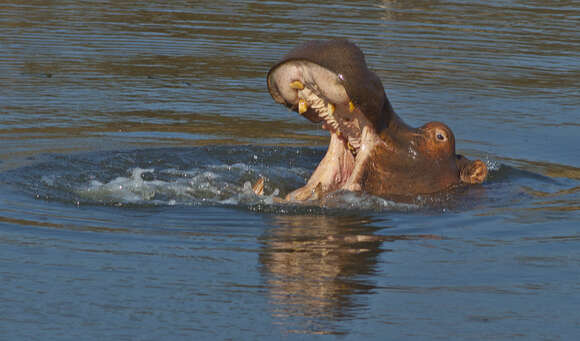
266;39;487;201
268;61;379;199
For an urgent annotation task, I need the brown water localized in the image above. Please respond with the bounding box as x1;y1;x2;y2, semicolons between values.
1;0;579;339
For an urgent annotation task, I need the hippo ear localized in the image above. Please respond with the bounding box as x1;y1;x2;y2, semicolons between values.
460;159;488;184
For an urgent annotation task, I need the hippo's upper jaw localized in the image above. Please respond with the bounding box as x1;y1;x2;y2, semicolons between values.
267;39;487;201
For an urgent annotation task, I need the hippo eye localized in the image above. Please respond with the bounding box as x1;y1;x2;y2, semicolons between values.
436;132;446;141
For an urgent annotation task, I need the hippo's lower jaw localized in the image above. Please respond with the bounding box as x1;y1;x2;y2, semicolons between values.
266;39;488;201
290;92;382;200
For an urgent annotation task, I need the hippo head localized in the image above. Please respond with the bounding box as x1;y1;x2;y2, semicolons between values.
267;39;487;201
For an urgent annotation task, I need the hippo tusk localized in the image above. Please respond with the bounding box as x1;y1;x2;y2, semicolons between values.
298;99;308;114
289;80;304;90
252;177;265;195
347;141;357;156
327;102;335;115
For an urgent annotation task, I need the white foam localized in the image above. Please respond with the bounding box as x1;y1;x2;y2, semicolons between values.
76;165;420;211
77;167;269;206
80;168;168;203
485;159;500;172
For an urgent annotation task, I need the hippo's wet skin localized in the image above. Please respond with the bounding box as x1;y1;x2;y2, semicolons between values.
264;39;487;201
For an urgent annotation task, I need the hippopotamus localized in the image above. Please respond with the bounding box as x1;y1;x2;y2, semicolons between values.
263;39;487;201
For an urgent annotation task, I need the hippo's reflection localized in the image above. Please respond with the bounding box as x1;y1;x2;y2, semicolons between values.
258;214;401;333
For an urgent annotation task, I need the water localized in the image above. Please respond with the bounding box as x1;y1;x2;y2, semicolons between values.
1;0;579;339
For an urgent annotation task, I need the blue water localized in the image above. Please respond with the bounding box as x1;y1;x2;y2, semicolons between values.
1;0;579;339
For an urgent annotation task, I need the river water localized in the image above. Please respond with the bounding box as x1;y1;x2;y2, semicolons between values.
1;0;579;339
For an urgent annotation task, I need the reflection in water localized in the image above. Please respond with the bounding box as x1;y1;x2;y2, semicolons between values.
259;215;389;334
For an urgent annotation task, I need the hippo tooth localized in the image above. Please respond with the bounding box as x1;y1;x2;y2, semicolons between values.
327;103;335;115
348;101;355;113
252;177;265;195
289;80;304;90
313;182;322;200
298;99;308;114
347;141;356;154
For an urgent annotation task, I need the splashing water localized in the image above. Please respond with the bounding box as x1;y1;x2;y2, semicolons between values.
2;146;514;212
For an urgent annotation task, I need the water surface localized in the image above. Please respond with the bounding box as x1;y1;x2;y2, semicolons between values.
1;0;579;339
